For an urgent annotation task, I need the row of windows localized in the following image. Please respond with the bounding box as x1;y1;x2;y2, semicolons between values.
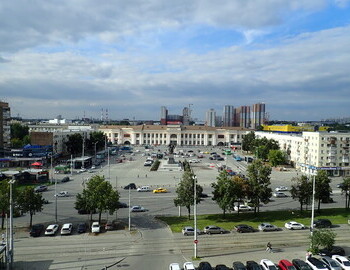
111;133;240;140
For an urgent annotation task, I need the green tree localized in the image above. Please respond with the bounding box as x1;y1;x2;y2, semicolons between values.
17;187;45;227
246;159;272;214
174;170;203;219
309;229;336;255
315;170;332;212
65;133;83;155
10;123;29;140
340;177;350;209
254;138;279;160
0;181;10;229
290;175;312;212
75;175;120;223
242;131;255;152
23;134;31;145
268;149;286;167
86;131;107;153
11;138;23;148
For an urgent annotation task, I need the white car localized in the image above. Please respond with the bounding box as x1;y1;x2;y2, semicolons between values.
55;191;69;197
45;224;59;236
169;263;181;270
285;221;305;230
260;259;278;270
321;256;342;270
258;223;279;232
137;186;151;192
275;186;288;192
273;192;288;198
183;262;196;270
189;159;200;163
91;222;100;233
332;256;350;270
234;205;252;211
130;205;146;212
60;223;73;235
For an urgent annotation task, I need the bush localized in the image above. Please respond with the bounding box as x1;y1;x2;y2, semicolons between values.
150;159;160;171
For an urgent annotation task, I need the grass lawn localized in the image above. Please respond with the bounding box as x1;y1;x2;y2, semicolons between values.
157;208;350;233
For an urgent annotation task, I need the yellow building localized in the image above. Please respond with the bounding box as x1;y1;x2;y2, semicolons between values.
262;125;329;133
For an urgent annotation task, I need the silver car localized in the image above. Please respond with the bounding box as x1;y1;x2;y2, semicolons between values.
203;225;227;234
321;256;342;270
258;223;279;232
182;226;201;236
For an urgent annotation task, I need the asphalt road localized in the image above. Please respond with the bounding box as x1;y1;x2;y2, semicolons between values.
9;146;350;269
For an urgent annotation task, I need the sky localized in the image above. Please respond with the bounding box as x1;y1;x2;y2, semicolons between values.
1;0;350;122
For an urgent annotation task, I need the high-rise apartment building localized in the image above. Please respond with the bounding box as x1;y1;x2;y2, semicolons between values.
183;106;190;126
251;103;265;129
223;105;234;127
234;106;250;128
160;106;168;125
206;109;216;127
0;101;11;151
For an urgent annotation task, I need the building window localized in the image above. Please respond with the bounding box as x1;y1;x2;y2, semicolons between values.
218;135;224;139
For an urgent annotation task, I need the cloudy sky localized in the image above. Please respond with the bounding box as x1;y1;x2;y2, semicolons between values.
1;0;350;121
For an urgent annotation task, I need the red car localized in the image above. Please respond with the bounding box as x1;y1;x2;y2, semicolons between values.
279;260;297;270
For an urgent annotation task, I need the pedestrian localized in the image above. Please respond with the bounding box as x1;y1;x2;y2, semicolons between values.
145;174;147;178
266;242;272;253
306;251;312;260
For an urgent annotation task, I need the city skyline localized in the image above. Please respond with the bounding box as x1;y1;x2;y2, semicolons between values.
1;1;350;121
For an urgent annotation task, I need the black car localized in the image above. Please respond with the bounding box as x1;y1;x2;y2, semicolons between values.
313;219;332;228
217;157;225;161
124;183;137;190
117;202;128;208
216;265;230;270
200;193;209;198
29;224;45;237
233;261;247;270
234;224;255;233
246;261;262;270
77;223;87;233
198;261;213;270
61;176;70;183
77;208;97;215
292;259;312;270
319;246;345;256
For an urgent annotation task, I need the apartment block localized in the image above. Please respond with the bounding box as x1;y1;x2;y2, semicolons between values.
0;101;11;150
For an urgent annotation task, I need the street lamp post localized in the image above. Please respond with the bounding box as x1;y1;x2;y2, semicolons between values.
128;186;131;231
193;175;198;259
9;178;16;268
310;173;316;243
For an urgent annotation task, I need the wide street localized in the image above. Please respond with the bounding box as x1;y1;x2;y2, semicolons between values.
10;146;349;269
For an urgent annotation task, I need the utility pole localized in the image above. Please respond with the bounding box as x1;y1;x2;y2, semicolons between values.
82;133;85;169
9;178;16;268
115;176;118;221
193;174;198;259
128;186;131;231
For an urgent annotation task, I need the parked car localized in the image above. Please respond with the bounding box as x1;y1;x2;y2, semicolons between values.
234;224;255;233
215;265;231;270
203;225;227;234
189;159;200;163
91;222;100;233
234;205;252;212
105;221;116;231
77;208;97;215
116;202;128;208
273;192;288;198
153;187;168;193
233;261;247;270
45;224;59;236
169;263;181;270
332;256;350;270
137;186;151;192
182;226;201;236
313;219;332;228
247;261;262;270
292;259;312;270
55;191;69;197
34;185;48;192
200;193;209;198
130;205;146;212
275;186;288;191
61;176;70;183
198;262;213;270
306;257;329;270
217;157;225;161
279;260;297;270
183;262;196;270
260;260;278;270
144;160;153;166
77;223;87;233
285;221;305;230
60;223;73;235
258;223;279;232
124;183;137;190
319;246;345;257
320;256;342;270
29;224;45;237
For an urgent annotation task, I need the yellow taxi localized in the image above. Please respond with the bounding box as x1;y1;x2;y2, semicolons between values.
153;187;168;193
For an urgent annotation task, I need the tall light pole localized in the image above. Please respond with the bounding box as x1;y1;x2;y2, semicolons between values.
93;142;98;161
310;173;316;244
128;186;131;231
9;178;16;268
193;174;198;259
